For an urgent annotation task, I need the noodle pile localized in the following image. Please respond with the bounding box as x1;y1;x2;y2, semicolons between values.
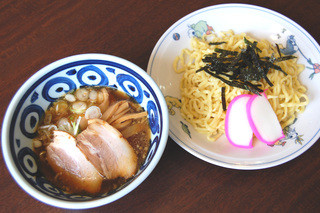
173;30;309;141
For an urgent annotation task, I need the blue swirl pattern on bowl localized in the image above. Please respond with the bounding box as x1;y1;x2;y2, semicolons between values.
9;59;163;201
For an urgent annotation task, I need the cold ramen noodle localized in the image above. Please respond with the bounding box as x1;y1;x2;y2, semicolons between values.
173;30;308;142
33;87;151;195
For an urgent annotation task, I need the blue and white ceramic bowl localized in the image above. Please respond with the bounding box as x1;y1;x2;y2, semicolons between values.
1;53;169;209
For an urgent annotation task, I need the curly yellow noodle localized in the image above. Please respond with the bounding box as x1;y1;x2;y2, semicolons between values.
173;30;309;141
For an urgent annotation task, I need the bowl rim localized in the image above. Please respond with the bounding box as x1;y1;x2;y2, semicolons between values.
1;53;169;209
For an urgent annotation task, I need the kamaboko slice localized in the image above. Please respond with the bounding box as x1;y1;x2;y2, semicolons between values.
247;92;285;145
225;94;253;148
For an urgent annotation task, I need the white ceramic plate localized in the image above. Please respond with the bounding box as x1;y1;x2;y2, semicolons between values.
147;4;320;170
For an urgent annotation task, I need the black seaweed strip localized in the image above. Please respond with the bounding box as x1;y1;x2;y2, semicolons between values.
274;55;297;62
276;43;282;58
221;87;226;111
209;41;227;45
263;75;274;87
244;37;262;53
244;81;263;95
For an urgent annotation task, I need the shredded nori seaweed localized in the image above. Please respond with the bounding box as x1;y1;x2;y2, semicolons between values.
276;43;282;58
197;37;296;97
209;41;227;45
221;87;226;111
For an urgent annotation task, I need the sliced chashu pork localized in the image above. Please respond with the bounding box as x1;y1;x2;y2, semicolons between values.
76;119;138;179
46;130;103;194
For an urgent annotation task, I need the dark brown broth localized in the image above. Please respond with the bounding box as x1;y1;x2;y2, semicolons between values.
33;86;151;195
